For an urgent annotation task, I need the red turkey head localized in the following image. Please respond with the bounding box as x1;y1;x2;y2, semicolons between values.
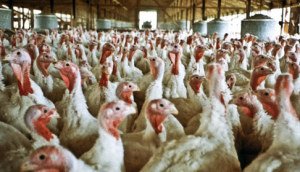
254;88;279;119
287;61;300;80
147;99;178;134
37;52;57;77
100;42;115;64
75;44;83;59
116;82;140;104
9;49;33;96
272;43;282;56
252;54;270;68
156;37;162;47
25;43;38;61
206;63;226;104
231;91;257;118
251;44;262;55
54;61;79;92
215;49;229;65
99;61;113;87
189;74;205;94
264;42;274;52
226;73;236;90
250;66;274;91
286;51;299;63
194;45;206;62
275;74;294;99
140;46;148;58
168;44;181;75
266;59;277;72
21;146;74;172
0;43;6;59
284;45;292;55
38;43;51;54
275;74;298;118
128;45;138;62
99;100;136;140
149;57;164;79
24;105;59;141
186;35;193;45
237;48;246;64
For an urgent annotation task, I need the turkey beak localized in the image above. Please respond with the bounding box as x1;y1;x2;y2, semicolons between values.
3;54;12;63
50;109;60;119
123;105;136;117
20;160;39;172
228;99;234;104
133;84;140;92
54;62;63;70
169;104;178;115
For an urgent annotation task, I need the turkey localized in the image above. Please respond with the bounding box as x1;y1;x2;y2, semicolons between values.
116;81;140;133
170;74;207;129
244;74;300;172
122;98;179;172
287;61;300;116
141;63;241;172
80;100;136;171
0;49;58;137
133;57;185;140
121;45;143;82
21;145;96;172
0;121;32;172
164;44;187;99
54;61;98;157
24;105;60;149
32;49;66;103
231;91;275;152
85;60;118;117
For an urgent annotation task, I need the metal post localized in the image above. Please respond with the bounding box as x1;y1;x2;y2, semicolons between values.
202;0;206;20
8;0;13;29
50;0;54;14
72;0;76;20
192;2;196;26
246;0;251;19
217;0;221;19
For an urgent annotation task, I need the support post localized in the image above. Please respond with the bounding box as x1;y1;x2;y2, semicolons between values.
8;0;14;29
217;0;221;19
246;0;251;19
192;2;196;26
50;0;54;14
202;0;206;20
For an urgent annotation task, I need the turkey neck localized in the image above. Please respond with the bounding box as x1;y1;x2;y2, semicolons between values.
277;91;298;118
99;72;110;88
36;59;51;77
172;53;180;75
144;120;166;146
250;73;267;91
153;62;164;81
194;51;204;62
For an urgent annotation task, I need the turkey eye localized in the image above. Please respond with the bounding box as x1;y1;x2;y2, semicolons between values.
260;68;264;70
264;92;269;96
152;59;155;61
45;55;49;58
128;85;132;88
17;51;21;55
39;154;46;160
195;76;199;79
115;107;120;111
159;104;164;107
261;56;264;58
230;78;233;80
66;63;70;66
44;109;48;113
239;97;243;100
